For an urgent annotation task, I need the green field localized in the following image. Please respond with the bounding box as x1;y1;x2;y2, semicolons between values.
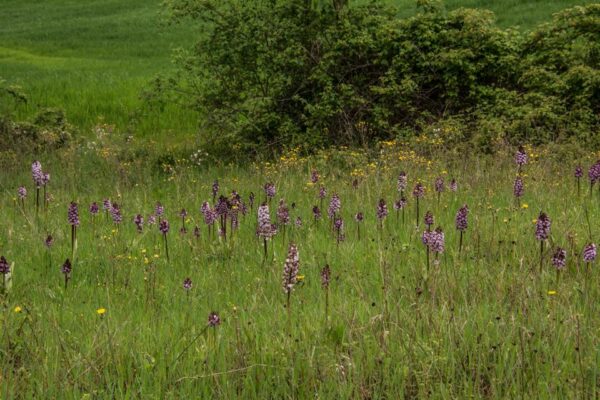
1;144;600;397
0;0;197;142
0;0;597;143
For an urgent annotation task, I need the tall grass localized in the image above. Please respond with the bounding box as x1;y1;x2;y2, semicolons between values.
0;143;599;397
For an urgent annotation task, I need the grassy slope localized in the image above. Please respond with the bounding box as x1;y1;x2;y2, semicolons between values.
0;0;597;141
0;0;196;142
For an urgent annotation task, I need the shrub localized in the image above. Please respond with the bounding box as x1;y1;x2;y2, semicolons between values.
159;1;600;153
1;78;74;152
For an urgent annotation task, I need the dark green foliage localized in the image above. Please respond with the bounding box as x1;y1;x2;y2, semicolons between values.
518;5;600;145
161;1;600;152
0;78;74;152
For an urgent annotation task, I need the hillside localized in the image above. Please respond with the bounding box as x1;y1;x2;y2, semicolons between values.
0;0;597;141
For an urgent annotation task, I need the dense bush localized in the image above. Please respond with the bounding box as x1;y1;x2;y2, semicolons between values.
0;78;74;152
159;0;600;152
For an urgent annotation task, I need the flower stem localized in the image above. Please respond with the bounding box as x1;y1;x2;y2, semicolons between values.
539;241;544;273
164;234;169;262
71;226;76;262
416;198;420;227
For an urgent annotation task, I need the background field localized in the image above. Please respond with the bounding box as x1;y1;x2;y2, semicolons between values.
0;0;197;143
1;0;597;143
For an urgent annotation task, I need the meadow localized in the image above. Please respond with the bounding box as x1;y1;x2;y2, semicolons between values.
1;0;599;397
1;141;600;398
1;0;597;143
